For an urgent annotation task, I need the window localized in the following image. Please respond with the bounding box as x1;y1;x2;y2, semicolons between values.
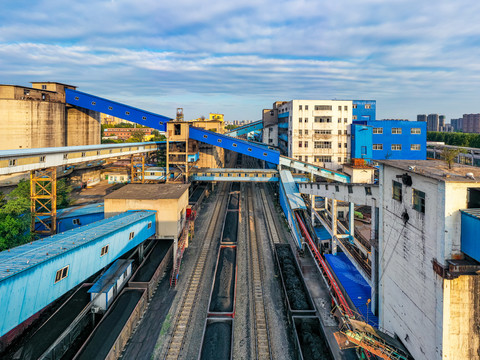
411;128;421;134
365;187;372;195
314;141;331;148
304;141;308;148
299;117;303;123
129;231;135;240
81;152;86;157
232;143;237;147
55;265;69;283
304;117;308;123
373;128;383;134
344;106;348;111
348;185;353;194
344;143;347;148
338;143;342;148
338;118;342;123
413;189;425;213
304;130;309;135
40;156;45;162
8;159;16;166
338;130;342;135
365;104;371;109
411;144;421;150
305;105;308;110
392;128;402;134
314;117;331;123
352;115;357;120
338;157;341;162
314;156;331;162
24;89;30;95
392;181;402;201
361;146;367;155
353;104;357;109
299;130;302;136
299;156;302;161
175;124;181;135
101;245;109;256
299;141;302;148
305;156;308;162
315;105;332;111
344;130;347;135
299;105;302;110
344;118;347;123
42;94;46;101
42;85;47;90
338;106;342;110
391;144;402;151
315;130;331;134
373;144;383;150
73;218;81;225
335;185;339;192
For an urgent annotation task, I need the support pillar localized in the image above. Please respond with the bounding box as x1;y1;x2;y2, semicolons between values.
348;202;355;240
310;195;315;225
130;154;145;183
30;168;57;235
139;242;144;262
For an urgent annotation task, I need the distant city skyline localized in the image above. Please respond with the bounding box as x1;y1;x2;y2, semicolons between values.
1;0;480;122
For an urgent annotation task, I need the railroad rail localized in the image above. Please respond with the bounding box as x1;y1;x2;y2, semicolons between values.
164;184;228;360
246;184;272;360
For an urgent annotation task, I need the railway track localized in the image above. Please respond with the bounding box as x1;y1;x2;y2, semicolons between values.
164;183;228;360
259;185;281;246
246;184;272;360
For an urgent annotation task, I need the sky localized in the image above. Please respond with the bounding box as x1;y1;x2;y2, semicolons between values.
1;0;479;122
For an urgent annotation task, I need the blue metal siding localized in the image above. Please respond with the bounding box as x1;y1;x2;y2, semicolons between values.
278;112;289;119
461;210;480;262
189;127;280;164
368;120;426;161
279;170;306;211
227;120;263;137
351;124;373;160
65;89;172;132
0;211;156;337
57;213;105;233
353;100;376;122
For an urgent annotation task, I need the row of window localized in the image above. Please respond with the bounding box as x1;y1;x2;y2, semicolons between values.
298;155;349;163
392;181;425;213
299;105;350;111
372;127;421;135
373;144;421;151
352;104;372;109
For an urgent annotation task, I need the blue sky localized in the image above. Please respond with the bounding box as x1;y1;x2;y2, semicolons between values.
1;0;479;122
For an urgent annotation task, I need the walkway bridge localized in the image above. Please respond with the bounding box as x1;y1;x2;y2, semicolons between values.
225;120;263;137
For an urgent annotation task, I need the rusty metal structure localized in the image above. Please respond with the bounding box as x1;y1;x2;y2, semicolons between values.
30;168;57;235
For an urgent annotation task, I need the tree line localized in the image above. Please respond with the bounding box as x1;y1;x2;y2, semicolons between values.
427;131;480;148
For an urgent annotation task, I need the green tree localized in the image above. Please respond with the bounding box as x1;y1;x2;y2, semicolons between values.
442;147;462;169
128;129;145;143
57;179;72;209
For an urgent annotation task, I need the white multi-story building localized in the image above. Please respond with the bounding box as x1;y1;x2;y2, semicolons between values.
263;100;353;170
378;160;480;360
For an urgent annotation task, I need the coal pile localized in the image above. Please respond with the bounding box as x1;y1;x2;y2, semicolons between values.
227;193;239;210
276;245;313;311
189;185;206;204
209;247;236;313
200;320;232;360
231;182;240;192
77;290;143;360
131;240;172;282
295;318;332;360
221;211;238;243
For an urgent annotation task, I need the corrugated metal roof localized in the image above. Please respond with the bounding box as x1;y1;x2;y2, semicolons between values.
314;226;331;241
325;252;378;328
56;203;104;219
461;208;480;220
279;170;306;210
0;210;155;281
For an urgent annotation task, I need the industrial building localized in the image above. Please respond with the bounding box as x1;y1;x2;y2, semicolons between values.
0;82;100;150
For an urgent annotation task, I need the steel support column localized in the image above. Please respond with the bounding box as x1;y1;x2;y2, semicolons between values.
332;198;337;255
30;168;57;235
130;154;145;183
348;202;355;240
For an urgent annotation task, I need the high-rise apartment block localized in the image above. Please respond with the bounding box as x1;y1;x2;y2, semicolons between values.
460;114;480;133
417;114;427;122
427;114;440;131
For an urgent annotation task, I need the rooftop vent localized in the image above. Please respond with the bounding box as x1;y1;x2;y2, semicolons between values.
466;172;475;180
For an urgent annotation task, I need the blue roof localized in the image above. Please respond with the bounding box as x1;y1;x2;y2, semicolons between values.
325;252;378;327
279;170;306;210
88;259;133;293
56;203;104;219
0;210;156;281
314;226;331;240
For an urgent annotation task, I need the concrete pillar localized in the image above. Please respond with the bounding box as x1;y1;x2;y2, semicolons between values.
173;237;178;271
332;199;337;255
139;243;144;262
348;202;355;240
310;195;315;225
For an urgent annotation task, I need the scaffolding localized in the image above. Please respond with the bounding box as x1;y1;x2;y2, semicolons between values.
130;154;145;183
30;168;57;235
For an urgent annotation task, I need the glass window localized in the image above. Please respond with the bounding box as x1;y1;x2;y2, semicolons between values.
373;144;383;150
55;266;69;283
391;144;402;151
304;141;308;148
305;105;308;110
392;128;402;134
365;104;371;109
305;117;308;123
352;115;357;120
299;117;302;123
299;141;302;148
373;128;383;134
315;105;332;110
411;128;421;134
338;106;342;110
413;189;425;213
314;141;332;148
392;181;402;201
344;106;348;111
353;104;357;109
299;105;302;110
411;144;421;150
304;130;309;135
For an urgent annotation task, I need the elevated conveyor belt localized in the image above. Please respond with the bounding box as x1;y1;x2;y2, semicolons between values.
226;120;263;137
65;88;172;131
